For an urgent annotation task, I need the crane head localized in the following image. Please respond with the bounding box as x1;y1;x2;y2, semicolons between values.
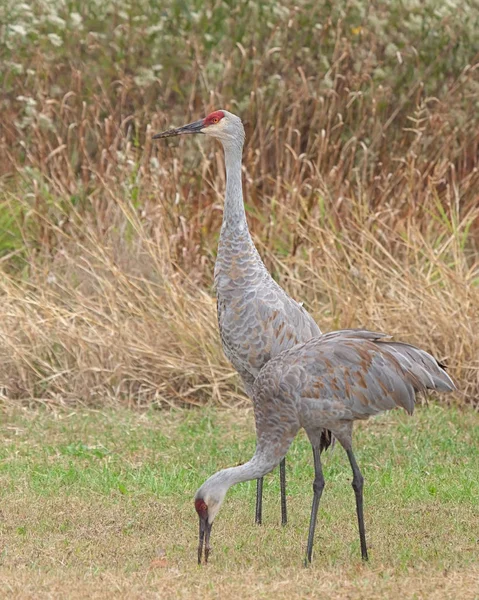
195;497;213;565
194;473;230;564
153;110;245;145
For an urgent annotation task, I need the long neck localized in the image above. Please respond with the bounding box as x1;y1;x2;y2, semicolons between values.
207;450;279;492
221;140;248;234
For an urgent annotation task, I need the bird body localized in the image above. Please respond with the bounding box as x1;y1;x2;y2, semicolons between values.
212;111;320;390
215;224;320;394
154;109;324;524
195;329;455;564
253;329;454;448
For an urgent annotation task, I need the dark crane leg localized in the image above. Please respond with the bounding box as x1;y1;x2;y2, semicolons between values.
255;477;263;524
255;458;287;525
346;448;368;561
305;445;325;564
280;457;287;525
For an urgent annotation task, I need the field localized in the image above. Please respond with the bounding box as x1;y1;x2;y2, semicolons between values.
1;405;479;599
1;0;479;597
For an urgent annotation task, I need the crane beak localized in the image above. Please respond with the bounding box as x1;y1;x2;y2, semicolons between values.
197;515;213;565
152;119;205;139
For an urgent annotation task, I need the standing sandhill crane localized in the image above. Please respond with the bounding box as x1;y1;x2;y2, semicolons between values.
153;109;329;526
194;329;455;564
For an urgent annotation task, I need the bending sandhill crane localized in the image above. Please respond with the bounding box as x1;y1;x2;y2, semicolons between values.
194;329;455;564
153;109;329;526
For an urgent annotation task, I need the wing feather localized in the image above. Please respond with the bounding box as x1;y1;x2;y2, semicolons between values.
257;329;456;421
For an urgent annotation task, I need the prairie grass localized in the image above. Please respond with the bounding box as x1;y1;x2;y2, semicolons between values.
0;0;478;406
0;405;478;599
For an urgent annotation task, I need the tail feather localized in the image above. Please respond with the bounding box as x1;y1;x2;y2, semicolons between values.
380;341;456;394
319;429;333;452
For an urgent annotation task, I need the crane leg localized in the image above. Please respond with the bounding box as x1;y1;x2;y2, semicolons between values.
255;477;263;524
280;457;287;526
255;460;287;526
346;448;368;561
305;445;325;564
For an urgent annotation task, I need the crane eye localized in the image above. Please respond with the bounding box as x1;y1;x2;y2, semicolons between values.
212;117;219;123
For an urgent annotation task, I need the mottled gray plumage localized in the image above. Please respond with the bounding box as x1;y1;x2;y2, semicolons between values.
253;329;454;451
215;200;320;395
211;111;321;391
154;109;325;525
195;329;455;564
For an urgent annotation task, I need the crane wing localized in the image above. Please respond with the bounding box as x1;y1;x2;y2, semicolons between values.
255;288;321;357
260;329;455;420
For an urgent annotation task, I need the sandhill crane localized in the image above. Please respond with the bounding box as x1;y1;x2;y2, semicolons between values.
153;109;329;526
194;329;455;564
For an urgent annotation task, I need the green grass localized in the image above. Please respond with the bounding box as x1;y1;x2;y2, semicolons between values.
1;0;478;409
0;405;478;598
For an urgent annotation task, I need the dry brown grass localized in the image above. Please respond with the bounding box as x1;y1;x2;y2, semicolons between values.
2;565;479;600
0;0;478;407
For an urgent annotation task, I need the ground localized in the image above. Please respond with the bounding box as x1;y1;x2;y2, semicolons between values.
0;404;478;599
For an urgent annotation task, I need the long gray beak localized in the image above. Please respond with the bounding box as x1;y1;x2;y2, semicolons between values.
198;516;213;565
153;119;205;139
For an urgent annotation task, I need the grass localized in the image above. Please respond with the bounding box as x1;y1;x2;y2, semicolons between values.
1;404;478;598
0;0;478;407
